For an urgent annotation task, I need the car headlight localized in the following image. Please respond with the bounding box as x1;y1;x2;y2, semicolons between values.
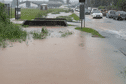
93;14;96;17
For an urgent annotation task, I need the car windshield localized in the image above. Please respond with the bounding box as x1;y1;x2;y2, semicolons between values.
110;11;116;14
93;10;101;13
118;11;126;14
85;9;88;11
93;9;98;11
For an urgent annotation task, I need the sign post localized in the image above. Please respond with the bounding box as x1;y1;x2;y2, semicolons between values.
79;0;85;29
84;3;85;28
80;3;84;29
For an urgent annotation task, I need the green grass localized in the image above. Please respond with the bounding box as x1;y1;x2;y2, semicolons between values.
22;25;29;28
75;27;105;38
68;24;76;26
61;30;73;37
56;16;73;22
69;13;80;21
11;8;71;20
11;8;41;20
12;24;29;28
30;27;49;39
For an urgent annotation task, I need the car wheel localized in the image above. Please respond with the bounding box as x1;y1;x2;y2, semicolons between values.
116;17;119;20
106;15;108;18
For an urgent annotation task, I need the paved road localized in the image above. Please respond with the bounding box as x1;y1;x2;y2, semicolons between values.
74;11;126;40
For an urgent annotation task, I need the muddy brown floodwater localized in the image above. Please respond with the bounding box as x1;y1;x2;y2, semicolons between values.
0;27;123;84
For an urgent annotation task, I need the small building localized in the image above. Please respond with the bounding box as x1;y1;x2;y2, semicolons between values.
40;4;48;10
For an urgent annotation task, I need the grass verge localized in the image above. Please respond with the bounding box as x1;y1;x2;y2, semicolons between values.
69;13;80;21
75;27;105;38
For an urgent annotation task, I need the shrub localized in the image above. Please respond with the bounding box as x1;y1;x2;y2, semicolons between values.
61;30;73;37
0;2;10;24
32;27;48;39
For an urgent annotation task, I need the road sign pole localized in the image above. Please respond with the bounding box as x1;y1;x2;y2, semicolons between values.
81;19;82;29
79;0;85;29
84;2;85;28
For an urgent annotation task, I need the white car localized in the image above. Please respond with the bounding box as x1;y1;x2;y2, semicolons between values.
91;10;103;19
91;8;98;13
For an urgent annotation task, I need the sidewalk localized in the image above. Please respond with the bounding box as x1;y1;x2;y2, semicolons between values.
10;18;24;24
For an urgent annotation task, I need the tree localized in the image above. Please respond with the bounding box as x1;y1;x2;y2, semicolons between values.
118;0;126;11
0;2;10;24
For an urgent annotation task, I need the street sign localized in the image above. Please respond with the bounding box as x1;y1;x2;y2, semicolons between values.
80;4;84;19
79;0;85;3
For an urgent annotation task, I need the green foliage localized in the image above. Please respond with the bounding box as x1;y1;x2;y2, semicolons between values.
0;2;10;24
69;13;80;21
32;27;48;39
11;8;41;20
75;27;105;38
56;16;73;22
0;3;28;48
35;9;55;18
98;6;106;9
116;0;126;11
22;25;29;28
0;22;27;40
106;5;118;10
41;27;48;34
61;30;73;37
32;32;45;39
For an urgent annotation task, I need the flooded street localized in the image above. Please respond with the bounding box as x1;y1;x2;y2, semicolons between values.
74;11;126;40
1;11;126;84
0;26;124;84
